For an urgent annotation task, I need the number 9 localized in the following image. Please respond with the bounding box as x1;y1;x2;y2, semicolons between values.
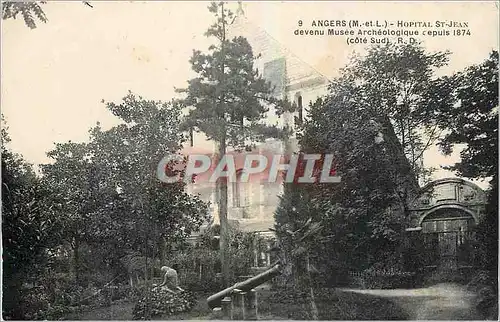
298;20;303;27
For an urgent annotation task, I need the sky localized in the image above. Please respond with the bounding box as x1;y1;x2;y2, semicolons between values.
2;1;498;188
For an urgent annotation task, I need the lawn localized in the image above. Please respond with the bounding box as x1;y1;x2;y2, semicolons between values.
65;288;408;320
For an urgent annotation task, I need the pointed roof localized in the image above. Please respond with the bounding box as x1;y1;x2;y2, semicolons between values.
229;6;330;86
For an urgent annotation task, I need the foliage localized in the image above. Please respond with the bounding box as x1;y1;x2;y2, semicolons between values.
178;2;293;148
467;271;499;320
434;51;498;320
8;92;210;319
2;1;92;29
436;50;498;180
336;43;452;183
132;289;196;320
1;1;47;29
1;120;64;320
170;224;266;292
41;92;210;285
274;44;457;291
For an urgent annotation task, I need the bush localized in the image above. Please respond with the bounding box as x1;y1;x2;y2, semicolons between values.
132;288;196;320
180;271;222;293
467;271;498;320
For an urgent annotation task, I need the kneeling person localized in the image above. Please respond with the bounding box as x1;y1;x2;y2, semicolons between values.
155;265;184;294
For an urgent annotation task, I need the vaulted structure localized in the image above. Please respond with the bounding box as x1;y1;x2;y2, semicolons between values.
406;178;487;276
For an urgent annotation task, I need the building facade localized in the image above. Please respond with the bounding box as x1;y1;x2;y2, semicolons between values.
406;178;487;277
182;8;330;267
182;7;488;273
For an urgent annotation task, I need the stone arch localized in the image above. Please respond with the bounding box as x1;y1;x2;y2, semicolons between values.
418;177;487;202
408;177;487;228
418;204;479;226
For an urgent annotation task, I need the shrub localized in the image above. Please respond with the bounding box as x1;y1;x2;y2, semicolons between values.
132;288;196;320
467;271;498;320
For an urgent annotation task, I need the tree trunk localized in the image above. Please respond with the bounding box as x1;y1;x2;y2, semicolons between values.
218;1;231;289
218;133;230;288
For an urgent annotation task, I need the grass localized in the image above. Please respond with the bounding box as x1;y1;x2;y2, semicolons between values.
65;288;409;320
258;287;409;320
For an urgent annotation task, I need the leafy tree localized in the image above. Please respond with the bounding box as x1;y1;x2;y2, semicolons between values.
91;92;209;264
178;1;292;287
436;51;498;276
41;141;115;283
274;44;454;287
2;119;62;319
338;43;452;183
298;93;415;272
436;50;498;181
40;93;210;318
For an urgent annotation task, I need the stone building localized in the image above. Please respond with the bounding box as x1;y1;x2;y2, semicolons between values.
182;6;330;267
182;6;488;274
406;178;487;278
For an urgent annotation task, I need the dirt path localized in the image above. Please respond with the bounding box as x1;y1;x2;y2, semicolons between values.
340;283;479;320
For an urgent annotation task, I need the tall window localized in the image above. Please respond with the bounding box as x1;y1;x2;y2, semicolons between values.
189;127;194;147
297;95;303;123
232;169;249;208
295;93;303;126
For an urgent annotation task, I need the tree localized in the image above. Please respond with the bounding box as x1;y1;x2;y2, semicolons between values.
436;51;498;181
92;92;209;263
435;51;498;276
41;141;114;283
295;93;415;273
338;43;452;183
2;119;62;319
2;1;92;29
178;1;292;287
274;44;456;289
40;93;209;318
273;185;324;319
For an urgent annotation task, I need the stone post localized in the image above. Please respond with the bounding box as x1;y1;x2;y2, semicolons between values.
246;289;258;320
232;289;246;320
239;291;247;320
212;307;223;319
221;296;233;320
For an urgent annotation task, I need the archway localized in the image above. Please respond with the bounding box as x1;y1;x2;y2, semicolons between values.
420;206;477;270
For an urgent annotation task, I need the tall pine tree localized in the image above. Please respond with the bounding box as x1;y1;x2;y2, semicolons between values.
177;2;292;287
